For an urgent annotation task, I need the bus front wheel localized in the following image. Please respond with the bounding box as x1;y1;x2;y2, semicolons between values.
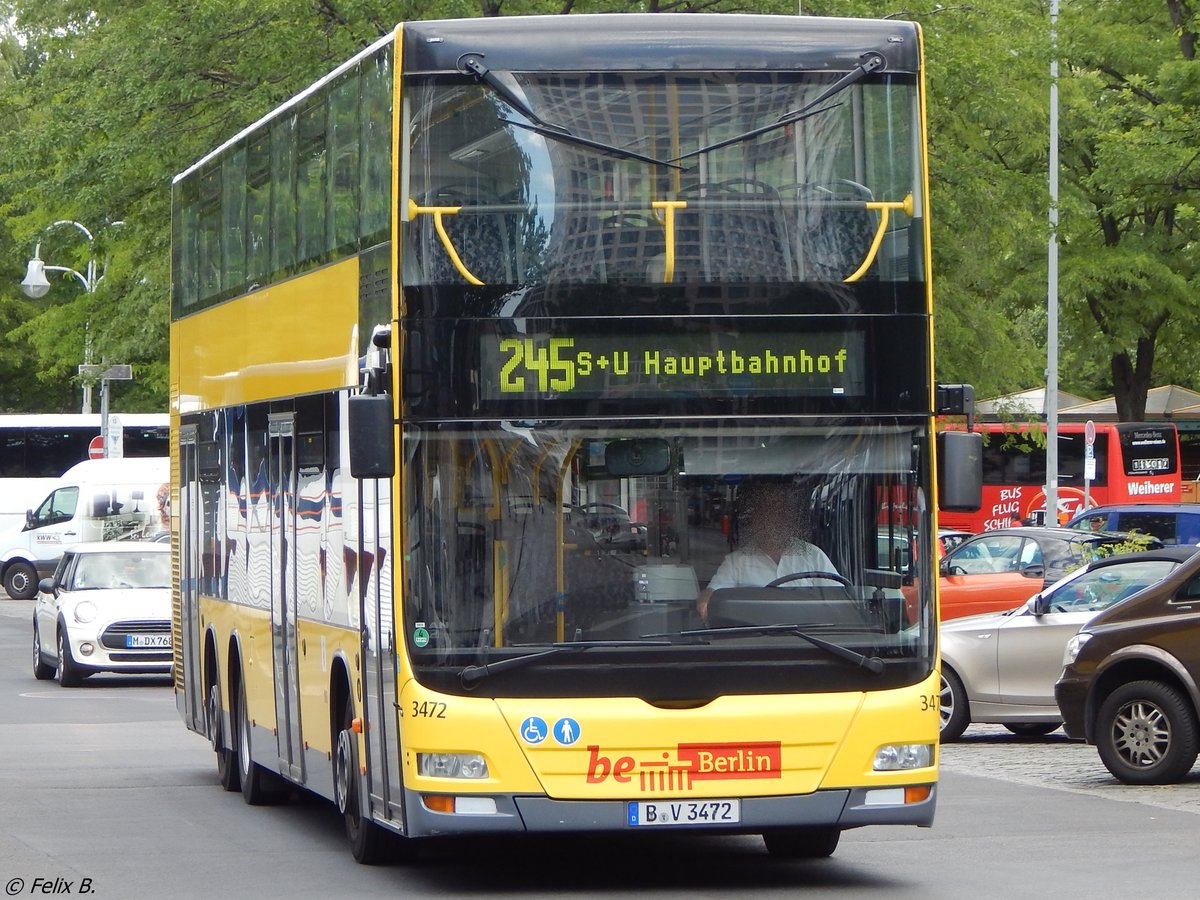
334;701;389;864
762;827;841;859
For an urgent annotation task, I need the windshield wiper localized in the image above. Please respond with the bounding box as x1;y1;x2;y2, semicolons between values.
459;54;680;170
460;639;670;687
671;51;885;163
643;624;886;675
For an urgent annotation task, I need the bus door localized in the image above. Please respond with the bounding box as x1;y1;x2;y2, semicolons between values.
268;413;304;781
177;425;204;732
358;471;403;823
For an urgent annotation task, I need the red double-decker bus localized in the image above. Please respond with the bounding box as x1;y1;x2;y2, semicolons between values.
940;422;1180;533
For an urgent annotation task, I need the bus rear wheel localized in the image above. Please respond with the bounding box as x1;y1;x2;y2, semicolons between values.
763;827;841;859
334;701;389;864
235;676;276;804
209;681;239;792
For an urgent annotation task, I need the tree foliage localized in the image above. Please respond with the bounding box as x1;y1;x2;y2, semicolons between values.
1;0;1198;415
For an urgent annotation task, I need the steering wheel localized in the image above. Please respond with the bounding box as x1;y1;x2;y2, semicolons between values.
766;571;853;588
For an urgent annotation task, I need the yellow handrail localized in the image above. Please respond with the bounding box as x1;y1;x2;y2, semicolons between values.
843;193;914;284
407;198;484;286
651;200;687;284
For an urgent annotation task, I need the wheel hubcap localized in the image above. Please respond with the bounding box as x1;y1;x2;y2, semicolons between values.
334;729;354;815
1112;700;1170;768
238;699;251;776
939;675;954;729
207;686;222;751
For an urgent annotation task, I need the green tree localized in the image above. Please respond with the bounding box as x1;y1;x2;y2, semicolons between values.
4;0;1197;416
1055;0;1200;418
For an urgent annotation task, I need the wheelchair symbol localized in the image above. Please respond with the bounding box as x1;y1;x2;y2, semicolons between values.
520;716;548;744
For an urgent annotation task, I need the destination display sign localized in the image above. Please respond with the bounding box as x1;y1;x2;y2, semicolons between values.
1118;425;1177;477
478;330;867;401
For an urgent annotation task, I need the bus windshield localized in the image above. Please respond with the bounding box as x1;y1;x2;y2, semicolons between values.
405;70;921;288
403;421;934;700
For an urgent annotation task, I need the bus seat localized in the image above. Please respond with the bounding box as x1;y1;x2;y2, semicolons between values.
409;185;514;285
784;180;879;282
543;210;669;285
673;180;794;282
601;213;665;283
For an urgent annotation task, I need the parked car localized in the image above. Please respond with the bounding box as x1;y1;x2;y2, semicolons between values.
939;547;1195;741
32;541;172;686
1055;544;1200;784
1065;503;1200;546
935;526;1159;620
876;527;972;573
581;502;647;552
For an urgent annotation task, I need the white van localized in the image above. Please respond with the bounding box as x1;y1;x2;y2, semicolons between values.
0;457;169;600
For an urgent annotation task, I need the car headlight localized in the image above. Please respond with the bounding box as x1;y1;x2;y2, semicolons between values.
1063;632;1092;666
873;743;933;771
417;753;489;779
73;601;98;624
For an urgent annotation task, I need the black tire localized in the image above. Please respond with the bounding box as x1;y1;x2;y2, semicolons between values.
32;622;54;680
939;667;970;742
5;561;38;600
763;827;841;859
235;676;274;804
209;681;239;792
56;626;83;687
1004;722;1061;738
334;699;390;864
1095;680;1200;785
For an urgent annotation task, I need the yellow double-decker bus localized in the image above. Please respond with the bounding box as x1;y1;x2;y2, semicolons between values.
170;13;981;863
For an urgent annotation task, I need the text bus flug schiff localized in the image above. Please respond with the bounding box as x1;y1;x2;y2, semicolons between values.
169;13;981;862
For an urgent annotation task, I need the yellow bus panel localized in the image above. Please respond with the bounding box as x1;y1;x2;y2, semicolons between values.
172;258;362;412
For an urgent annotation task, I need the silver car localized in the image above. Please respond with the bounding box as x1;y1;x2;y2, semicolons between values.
938;547;1196;741
32;541;172;687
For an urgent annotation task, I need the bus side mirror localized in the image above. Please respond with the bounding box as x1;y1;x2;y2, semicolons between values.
937;431;982;512
348;394;395;479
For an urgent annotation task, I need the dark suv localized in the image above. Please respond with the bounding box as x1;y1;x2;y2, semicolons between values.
1054;545;1200;784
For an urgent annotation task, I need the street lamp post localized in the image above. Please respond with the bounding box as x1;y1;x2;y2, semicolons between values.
1045;0;1061;525
20;219;106;414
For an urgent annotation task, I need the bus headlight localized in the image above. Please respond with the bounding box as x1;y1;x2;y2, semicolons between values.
73;601;97;624
873;743;933;771
1064;632;1091;666
417;752;489;779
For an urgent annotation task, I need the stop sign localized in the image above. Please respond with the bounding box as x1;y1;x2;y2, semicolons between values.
88;435;105;459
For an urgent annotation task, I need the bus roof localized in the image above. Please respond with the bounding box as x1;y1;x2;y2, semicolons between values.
403;14;921;76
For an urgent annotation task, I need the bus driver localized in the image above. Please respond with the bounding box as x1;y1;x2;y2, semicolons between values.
696;479;841;621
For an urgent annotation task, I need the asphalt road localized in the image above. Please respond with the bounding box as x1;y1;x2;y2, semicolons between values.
2;595;1200;899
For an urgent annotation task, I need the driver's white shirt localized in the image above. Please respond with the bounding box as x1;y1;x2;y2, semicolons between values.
706;538;839;591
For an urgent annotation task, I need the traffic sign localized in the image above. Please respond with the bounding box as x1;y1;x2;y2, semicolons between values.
88;435;105;459
1085;419;1096;446
106;414;124;459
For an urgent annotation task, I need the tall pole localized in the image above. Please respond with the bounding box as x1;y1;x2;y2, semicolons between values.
18;220;100;414
1045;0;1060;525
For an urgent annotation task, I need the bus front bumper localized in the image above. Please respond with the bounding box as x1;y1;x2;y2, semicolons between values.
402;784;936;837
